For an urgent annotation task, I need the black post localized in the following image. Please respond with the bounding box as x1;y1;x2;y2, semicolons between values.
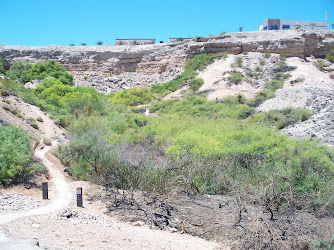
76;187;83;207
42;182;48;199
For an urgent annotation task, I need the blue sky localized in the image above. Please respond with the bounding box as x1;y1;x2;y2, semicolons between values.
1;0;333;46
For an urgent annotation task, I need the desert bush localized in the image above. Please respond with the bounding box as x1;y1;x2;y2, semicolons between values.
27;117;38;129
259;58;265;66
266;79;284;92
235;56;243;68
43;138;52;145
6;61;31;83
0;125;43;185
189;78;204;92
325;49;334;63
37;116;44;122
27;60;74;86
228;72;243;84
247;89;275;107
313;60;325;72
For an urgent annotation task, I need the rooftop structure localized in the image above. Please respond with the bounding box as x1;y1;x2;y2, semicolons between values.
259;18;328;31
115;39;156;45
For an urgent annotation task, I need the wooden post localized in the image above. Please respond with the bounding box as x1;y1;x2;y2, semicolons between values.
76;187;83;207
42;182;48;199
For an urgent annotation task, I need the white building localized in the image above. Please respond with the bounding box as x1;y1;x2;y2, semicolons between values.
115;39;156;45
259;18;328;31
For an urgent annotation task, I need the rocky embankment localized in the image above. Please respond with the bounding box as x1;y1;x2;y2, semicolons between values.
257;81;334;145
1;30;333;93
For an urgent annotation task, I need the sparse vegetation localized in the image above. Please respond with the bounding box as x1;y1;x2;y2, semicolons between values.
313;59;325;72
263;51;271;59
151;53;227;95
43;138;52;145
96;41;103;45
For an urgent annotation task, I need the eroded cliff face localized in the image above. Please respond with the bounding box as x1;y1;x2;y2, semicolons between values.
1;30;333;93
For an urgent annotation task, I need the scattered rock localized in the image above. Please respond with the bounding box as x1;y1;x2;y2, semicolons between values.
0;193;43;211
24;79;41;89
50;209;120;229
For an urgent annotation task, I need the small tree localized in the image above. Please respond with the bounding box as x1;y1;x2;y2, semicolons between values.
96;41;103;45
119;41;123;45
274;24;279;30
176;38;184;41
69;43;75;46
81;43;87;46
133;40;137;45
310;23;316;29
239;27;243;32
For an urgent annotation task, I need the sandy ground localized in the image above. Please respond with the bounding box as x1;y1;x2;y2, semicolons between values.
0;95;224;249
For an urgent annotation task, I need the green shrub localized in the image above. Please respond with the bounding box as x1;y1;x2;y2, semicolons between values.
235;56;243;68
37;116;44;122
109;87;154;106
6;61;31;83
149;95;254;119
189;78;204;92
0;125;43;185
325;49;334;63
27;60;74;86
259;58;265;66
247;89;275;107
266;79;284;92
228;72;243;84
27;118;38;129
248;107;313;129
43;138;52;145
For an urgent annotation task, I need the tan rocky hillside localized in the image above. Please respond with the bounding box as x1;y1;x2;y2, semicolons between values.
1;30;333;93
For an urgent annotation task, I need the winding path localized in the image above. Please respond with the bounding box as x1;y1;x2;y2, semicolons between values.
0;145;73;248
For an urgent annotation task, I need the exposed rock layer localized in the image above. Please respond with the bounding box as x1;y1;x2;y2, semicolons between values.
1;30;333;93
